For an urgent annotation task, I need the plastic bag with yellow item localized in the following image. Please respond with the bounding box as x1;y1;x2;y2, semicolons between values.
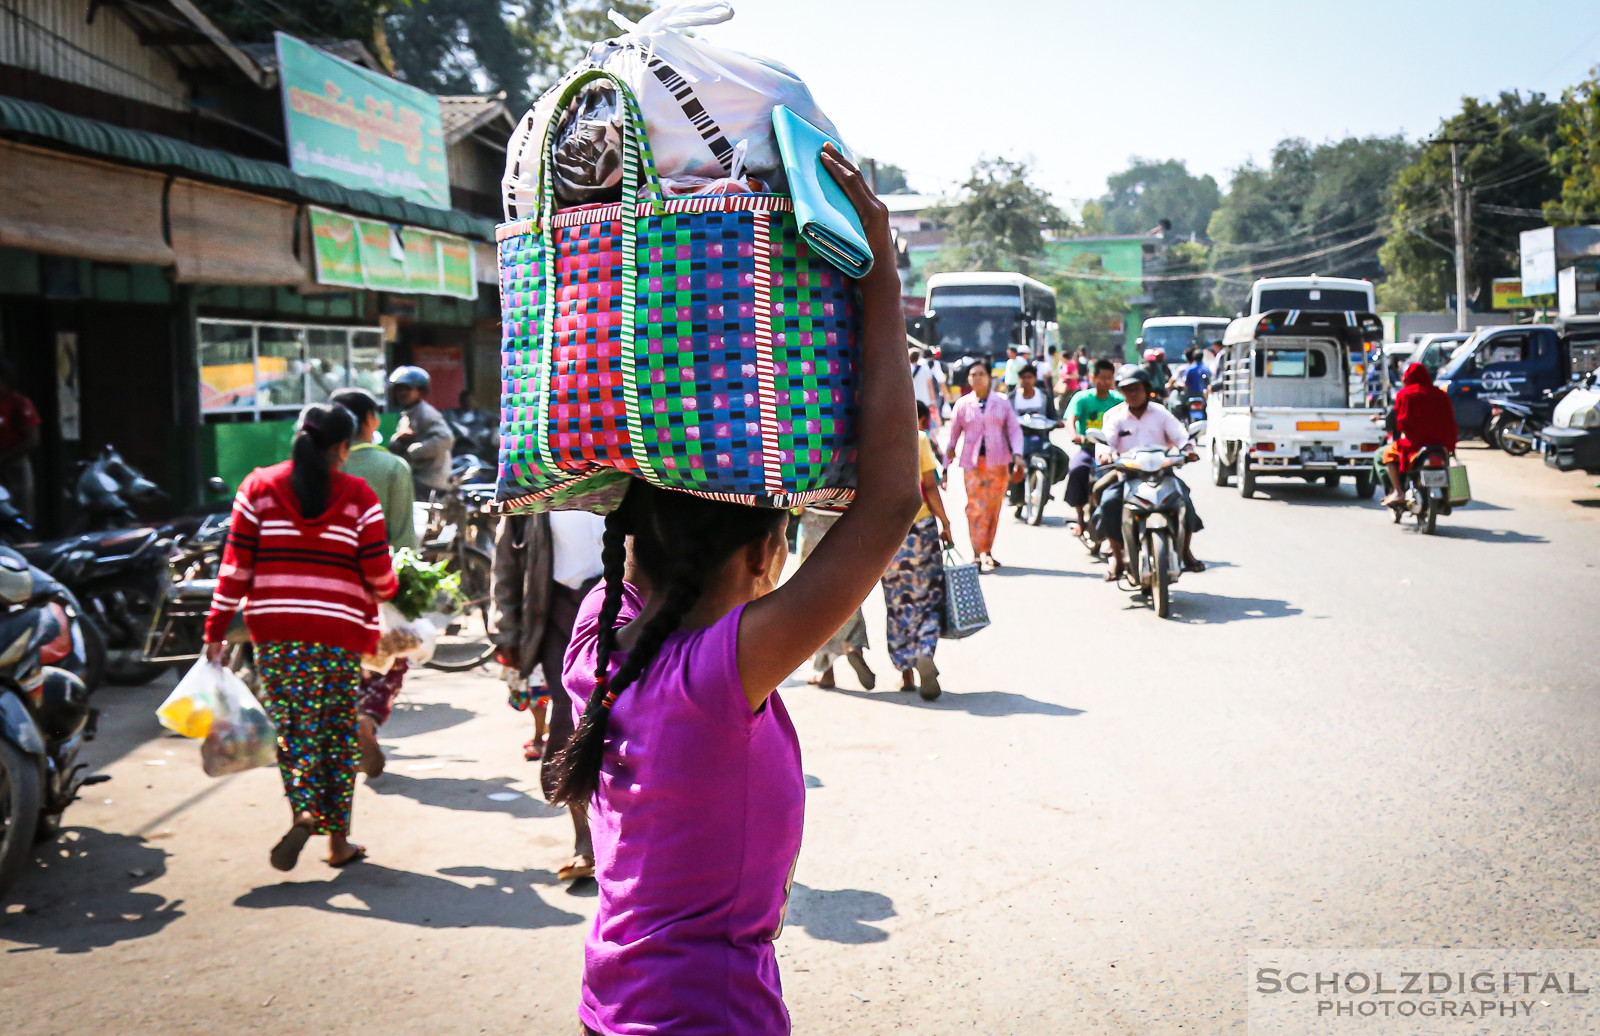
156;659;225;738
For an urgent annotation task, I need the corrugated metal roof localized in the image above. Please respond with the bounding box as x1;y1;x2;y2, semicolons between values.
0;95;493;240
439;94;514;145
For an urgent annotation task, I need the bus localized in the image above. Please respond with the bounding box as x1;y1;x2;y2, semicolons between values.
923;272;1059;367
1248;275;1376;315
1138;315;1230;365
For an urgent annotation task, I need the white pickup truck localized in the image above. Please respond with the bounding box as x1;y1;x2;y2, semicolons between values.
1207;310;1387;499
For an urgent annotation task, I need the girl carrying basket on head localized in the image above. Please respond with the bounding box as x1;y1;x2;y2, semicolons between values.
554;145;921;1036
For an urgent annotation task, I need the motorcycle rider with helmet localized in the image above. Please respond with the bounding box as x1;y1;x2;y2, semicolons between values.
1091;365;1206;582
1142;347;1172;402
387;366;456;494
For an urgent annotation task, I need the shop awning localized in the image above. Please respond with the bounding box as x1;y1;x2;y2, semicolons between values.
0;141;174;267
0;95;496;242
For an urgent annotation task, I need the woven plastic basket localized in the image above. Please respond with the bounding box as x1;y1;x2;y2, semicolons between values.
495;69;860;513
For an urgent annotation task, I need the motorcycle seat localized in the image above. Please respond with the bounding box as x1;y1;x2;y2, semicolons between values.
14;528;161;569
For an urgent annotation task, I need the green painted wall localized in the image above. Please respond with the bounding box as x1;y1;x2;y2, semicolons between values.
1046;238;1148;359
204;413;401;490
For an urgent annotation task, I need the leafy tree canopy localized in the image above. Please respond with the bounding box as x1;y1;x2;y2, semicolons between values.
1080;158;1220;240
926;157;1062;275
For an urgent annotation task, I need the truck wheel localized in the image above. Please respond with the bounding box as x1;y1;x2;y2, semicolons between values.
1211;443;1231;487
1354;471;1376;499
1238;452;1256;498
1323;473;1340;488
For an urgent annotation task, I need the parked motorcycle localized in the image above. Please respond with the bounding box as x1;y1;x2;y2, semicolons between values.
446;408;500;461
1486;384;1573;457
69;445;165;532
0;547;101;897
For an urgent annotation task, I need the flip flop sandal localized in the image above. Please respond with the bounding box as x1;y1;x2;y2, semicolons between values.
915;657;941;701
329;845;367;869
270;823;312;872
524;739;543;761
845;652;877;690
1183;558;1207;574
557;856;595;881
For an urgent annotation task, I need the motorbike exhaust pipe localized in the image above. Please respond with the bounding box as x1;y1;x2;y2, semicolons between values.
1501;430;1534;449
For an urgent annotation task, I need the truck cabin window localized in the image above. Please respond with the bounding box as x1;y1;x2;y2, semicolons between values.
1255;348;1328;378
1483;337;1528;364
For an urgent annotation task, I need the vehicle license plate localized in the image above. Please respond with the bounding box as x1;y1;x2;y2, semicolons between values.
1300;445;1335;466
1420;469;1449;487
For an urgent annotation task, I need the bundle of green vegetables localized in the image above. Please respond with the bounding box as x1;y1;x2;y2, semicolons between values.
391;549;465;621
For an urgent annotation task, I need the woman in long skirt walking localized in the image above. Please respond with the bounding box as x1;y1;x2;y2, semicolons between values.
205;403;398;870
883;401;955;699
944;359;1023;571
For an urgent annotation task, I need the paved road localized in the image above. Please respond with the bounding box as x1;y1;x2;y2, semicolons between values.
5;444;1600;1034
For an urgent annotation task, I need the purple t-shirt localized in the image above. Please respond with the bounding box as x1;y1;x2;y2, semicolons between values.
564;581;805;1036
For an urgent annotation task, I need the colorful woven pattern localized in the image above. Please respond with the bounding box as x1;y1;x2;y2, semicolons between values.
495;70;859;513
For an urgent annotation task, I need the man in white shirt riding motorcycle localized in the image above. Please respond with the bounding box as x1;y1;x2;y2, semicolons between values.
1092;365;1206;582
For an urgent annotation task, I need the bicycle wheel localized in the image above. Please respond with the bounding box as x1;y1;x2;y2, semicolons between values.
425;546;497;672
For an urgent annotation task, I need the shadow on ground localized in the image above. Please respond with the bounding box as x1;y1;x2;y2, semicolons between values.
829;687;1084;717
364;773;565;818
786;883;894;944
984;565;1098;579
2;828;184;954
1169;592;1302;624
1429;526;1548;544
381;700;478;739
234;862;584;929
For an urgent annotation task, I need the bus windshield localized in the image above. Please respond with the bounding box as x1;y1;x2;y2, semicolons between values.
1258;288;1371;311
1143;325;1202;362
929;285;1023;358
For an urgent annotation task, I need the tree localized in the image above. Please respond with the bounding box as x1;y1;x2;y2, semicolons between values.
1150;241;1218;317
926;157;1062;274
1209;135;1415;312
1046;255;1131;351
1379;92;1559;311
385;0;552;112
1545;72;1600;225
1081;158;1220;240
861;160;912;194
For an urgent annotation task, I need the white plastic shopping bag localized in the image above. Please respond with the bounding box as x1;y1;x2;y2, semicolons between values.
502;0;844;217
362;602;440;674
157;658;224;738
200;665;277;778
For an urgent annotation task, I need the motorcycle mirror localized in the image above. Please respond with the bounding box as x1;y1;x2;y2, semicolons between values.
1187;420;1208;438
1086;428;1109;445
206;477;231;496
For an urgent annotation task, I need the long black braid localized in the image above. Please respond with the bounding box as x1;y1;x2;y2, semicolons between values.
549;480;787;806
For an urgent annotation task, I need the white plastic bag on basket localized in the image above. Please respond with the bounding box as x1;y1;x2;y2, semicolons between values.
200;664;277;778
362;602;439;674
502;0;843;218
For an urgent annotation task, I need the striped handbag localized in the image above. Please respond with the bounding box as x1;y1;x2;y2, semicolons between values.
495;68;860;514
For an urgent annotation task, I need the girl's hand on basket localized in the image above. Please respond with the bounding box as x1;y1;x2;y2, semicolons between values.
819;144;896;293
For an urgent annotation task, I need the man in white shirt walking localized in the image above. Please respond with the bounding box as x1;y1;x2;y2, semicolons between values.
1093;365;1206;580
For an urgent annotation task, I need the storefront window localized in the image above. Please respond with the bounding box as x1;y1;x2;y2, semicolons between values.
199;322;256;411
198;319;385;416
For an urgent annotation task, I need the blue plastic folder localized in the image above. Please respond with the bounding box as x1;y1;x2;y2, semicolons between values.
771;105;874;279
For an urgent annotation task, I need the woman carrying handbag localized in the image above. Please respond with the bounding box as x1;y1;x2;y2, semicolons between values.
944;359;1023;572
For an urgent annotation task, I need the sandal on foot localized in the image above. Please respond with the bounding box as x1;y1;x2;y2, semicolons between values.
915;656;941;701
807;670;836;689
1183;558;1207;574
270;823;312;872
329;845;367;869
846;652;876;690
558;855;595;882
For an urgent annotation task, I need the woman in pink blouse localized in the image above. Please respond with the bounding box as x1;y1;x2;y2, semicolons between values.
944;360;1023;571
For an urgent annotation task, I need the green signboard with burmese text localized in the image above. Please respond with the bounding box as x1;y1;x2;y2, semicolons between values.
309;208;477;300
275;32;450;209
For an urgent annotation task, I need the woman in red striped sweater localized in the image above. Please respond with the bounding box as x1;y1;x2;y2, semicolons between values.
204;403;398;870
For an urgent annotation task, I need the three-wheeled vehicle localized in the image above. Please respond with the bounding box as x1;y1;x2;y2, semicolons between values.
1207;310;1387;498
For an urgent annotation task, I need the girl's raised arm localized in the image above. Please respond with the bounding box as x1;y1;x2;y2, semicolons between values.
738;146;922;701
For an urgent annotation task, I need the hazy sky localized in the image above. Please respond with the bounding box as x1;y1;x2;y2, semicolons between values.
693;0;1600;205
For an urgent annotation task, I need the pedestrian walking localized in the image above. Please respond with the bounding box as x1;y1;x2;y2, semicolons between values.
0;359;42;524
204;403;398;871
799;506;875;689
492;509;606;883
943;358;1023;571
551;145;920;1036
330;387;417;779
884;402;954;700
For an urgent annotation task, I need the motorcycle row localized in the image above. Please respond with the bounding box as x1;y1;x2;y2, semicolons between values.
0;432;503;898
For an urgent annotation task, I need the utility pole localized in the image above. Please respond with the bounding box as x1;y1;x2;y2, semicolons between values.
1431;136;1492;331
